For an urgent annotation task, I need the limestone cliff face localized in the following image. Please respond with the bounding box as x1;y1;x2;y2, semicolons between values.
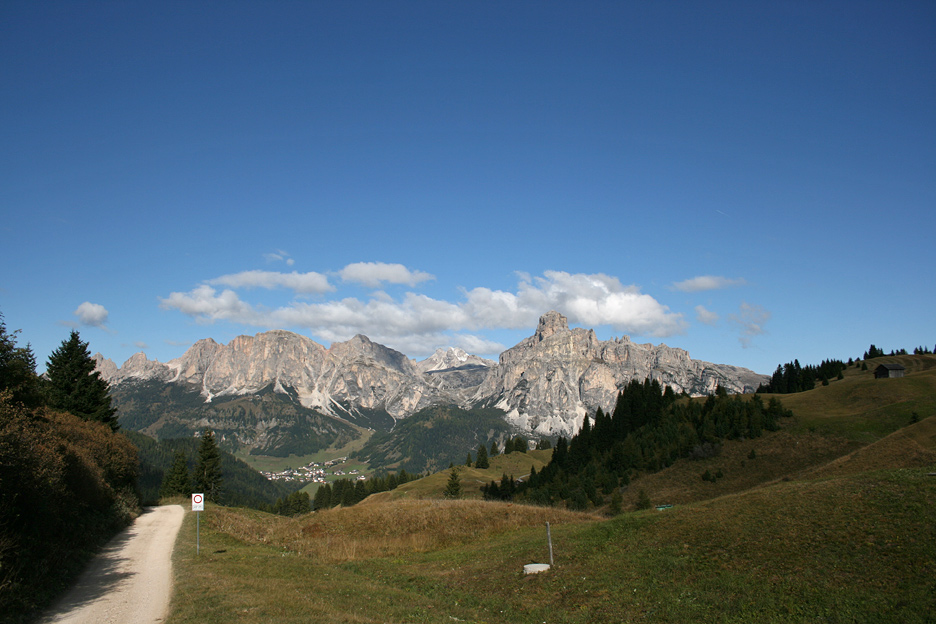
474;311;767;437
96;311;767;437
97;330;438;422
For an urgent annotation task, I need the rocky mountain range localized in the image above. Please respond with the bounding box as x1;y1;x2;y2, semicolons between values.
96;311;766;444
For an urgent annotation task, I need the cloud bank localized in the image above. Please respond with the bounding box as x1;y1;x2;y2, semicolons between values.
160;265;687;356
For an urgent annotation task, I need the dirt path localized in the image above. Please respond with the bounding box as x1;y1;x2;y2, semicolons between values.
40;505;185;624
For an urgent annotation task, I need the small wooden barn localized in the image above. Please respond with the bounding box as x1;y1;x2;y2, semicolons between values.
874;363;906;379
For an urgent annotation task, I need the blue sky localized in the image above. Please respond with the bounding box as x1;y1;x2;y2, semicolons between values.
2;1;933;376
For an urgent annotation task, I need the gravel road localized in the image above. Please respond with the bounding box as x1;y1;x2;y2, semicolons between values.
40;505;185;624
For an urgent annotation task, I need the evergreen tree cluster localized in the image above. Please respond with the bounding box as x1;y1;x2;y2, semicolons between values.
481;473;518;501
863;343;934;359
312;469;421;510
1;314;138;621
273;490;312;516
758;358;847;393
1;316;117;429
511;378;792;510
128;431;295;509
468;435;529;468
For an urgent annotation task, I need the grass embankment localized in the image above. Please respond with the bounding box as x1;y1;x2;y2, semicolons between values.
771;355;936;443
167;359;936;623
168;466;935;623
364;449;553;504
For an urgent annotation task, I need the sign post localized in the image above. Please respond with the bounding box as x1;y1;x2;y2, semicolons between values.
192;493;204;555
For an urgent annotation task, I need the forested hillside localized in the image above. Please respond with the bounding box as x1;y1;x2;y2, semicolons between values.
0;317;139;623
126;431;301;508
508;379;792;509
354;404;511;473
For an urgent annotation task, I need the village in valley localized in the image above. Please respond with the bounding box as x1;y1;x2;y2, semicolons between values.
260;457;366;484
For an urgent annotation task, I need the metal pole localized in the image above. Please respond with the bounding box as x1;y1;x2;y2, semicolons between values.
546;522;554;567
197;510;200;556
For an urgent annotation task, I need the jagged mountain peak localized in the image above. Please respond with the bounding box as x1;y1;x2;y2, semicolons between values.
416;347;496;374
98;317;768;443
535;310;569;341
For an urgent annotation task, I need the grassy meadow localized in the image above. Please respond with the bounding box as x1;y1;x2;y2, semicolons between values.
166;357;936;623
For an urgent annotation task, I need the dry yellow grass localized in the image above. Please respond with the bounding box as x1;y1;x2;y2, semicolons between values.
208;498;596;564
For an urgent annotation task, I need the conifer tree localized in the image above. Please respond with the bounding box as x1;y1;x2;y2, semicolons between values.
475;443;490;469
0;312;42;408
193;430;223;502
45;330;118;430
314;483;332;510
443;467;461;499
490;439;499;457
160;450;192;498
503;437;515;454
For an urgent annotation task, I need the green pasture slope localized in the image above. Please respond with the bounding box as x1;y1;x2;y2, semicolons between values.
166;356;936;623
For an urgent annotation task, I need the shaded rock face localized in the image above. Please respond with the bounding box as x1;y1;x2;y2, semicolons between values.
96;312;767;437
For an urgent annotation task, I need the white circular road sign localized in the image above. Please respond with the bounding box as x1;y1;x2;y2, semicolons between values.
192;493;204;511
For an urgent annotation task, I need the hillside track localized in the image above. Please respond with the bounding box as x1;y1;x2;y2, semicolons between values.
39;505;184;624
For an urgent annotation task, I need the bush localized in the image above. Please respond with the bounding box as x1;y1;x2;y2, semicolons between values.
0;393;139;622
636;489;652;510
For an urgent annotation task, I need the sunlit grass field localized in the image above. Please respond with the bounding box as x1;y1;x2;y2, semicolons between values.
167;357;936;623
169;465;936;623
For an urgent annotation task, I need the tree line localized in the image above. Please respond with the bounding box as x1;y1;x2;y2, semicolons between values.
1;314;137;622
757;342;935;395
310;469;423;512
477;378;792;511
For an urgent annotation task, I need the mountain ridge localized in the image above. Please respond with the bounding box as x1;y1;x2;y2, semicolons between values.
96;311;767;440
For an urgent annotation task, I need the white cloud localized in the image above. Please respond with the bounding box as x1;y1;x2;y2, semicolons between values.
161;269;687;357
74;302;109;328
671;275;747;292
728;302;771;348
695;305;719;326
159;285;262;325
339;262;435;288
264;250;295;266
463;271;687;337
208;270;333;294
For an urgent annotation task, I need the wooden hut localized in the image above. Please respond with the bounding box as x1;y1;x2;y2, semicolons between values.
874;363;906;379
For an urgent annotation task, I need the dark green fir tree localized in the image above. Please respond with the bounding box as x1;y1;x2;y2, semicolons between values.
160;450;192;498
193;430;223;502
45;330;118;430
443;467;461;499
475;443;490;469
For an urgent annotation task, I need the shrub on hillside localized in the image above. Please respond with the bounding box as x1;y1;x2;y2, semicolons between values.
0;392;138;622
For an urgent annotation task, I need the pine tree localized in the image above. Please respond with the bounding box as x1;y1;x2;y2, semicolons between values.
193;430;223;502
314;483;332;510
475;443;490;469
160;450;192;498
0;312;42;408
45;330;118;430
443;467;461;499
489;439;499;457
